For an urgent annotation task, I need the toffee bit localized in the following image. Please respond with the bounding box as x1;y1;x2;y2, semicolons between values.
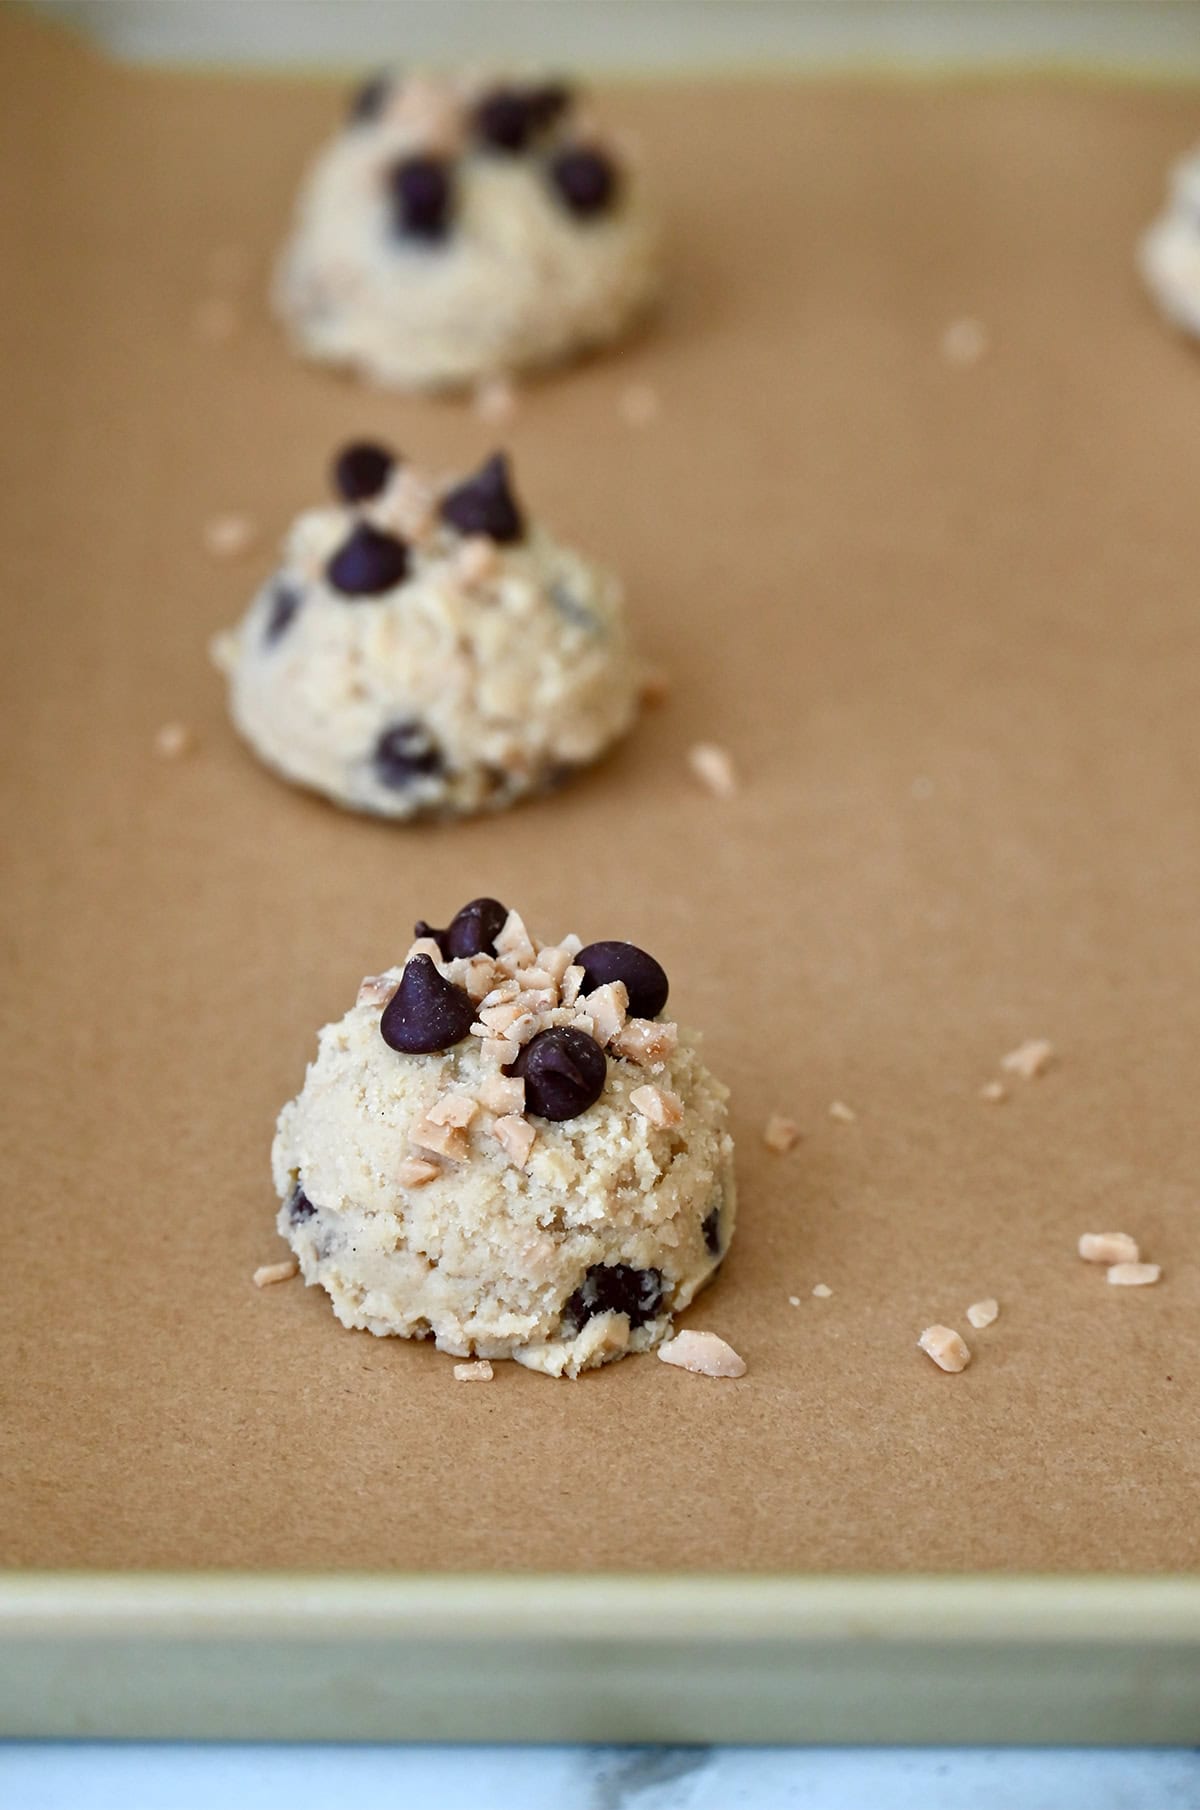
253;1257;299;1288
763;1114;801;1153
688;741;738;799
979;1080;1007;1103
812;1283;832;1299
453;1359;494;1382
918;1324;971;1372
153;722;193;759
657;1329;746;1378
1000;1038;1055;1080
1107;1262;1161;1287
828;1100;856;1123
966;1298;999;1329
1078;1232;1140;1266
203;512;258;560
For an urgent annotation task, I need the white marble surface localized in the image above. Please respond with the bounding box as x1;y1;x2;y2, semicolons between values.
4;1745;1200;1809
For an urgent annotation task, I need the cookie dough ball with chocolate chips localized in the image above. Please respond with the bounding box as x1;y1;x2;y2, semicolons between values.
211;444;639;817
273;69;660;389
272;903;736;1377
1140;144;1200;339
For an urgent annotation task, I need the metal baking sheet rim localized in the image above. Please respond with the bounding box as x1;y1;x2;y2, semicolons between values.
1;1573;1197;1743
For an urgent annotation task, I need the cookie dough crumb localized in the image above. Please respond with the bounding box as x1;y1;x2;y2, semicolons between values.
979;1080;1007;1103
812;1282;832;1299
828;1100;856;1123
474;376;517;424
203;513;258;560
453;1359;494;1382
940;317;990;366
788;1294;801;1307
619;381;661;427
153;721;193;759
966;1298;999;1329
1079;1231;1140;1266
1107;1262;1161;1287
918;1324;971;1372
397;1156;442;1188
253;1256;299;1288
1000;1038;1055;1079
658;1329;746;1378
688;742;738;799
764;1114;801;1153
192;297;239;342
630;1084;684;1128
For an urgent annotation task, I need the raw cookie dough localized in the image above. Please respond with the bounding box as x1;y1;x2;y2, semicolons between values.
1139;144;1200;339
272;901;736;1377
274;69;660;390
212;444;639;817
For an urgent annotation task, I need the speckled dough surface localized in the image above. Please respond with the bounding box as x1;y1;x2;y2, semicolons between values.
274;70;660;389
212;446;639;817
272;905;736;1377
1139;144;1200;338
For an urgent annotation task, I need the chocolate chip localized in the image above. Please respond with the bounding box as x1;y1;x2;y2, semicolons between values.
507;1026;606;1121
332;441;396;503
474;83;574;152
576;941;669;1019
702;1205;721;1256
563;1262;664;1332
550;146;618;218
326;523;409;596
439;452;524;544
373;722;443;788
527;82;573;129
388;155;453;241
415;897;508;960
287;1184;316;1224
348;71;392;125
380;953;474;1054
264;582;302;644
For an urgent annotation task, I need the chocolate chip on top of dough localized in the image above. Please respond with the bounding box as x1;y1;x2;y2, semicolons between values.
348;70;394;126
473;82;573;154
439;452;525;544
380;953;475;1054
416;897;509;961
576;940;669;1020
287;1183;317;1223
264;582;303;645
332;440;397;503
389;155;455;243
508;1026;607;1121
550;146;619;219
326;522;410;596
563;1262;664;1332
373;722;443;788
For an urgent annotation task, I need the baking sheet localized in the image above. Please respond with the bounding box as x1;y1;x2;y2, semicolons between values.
2;9;1199;1578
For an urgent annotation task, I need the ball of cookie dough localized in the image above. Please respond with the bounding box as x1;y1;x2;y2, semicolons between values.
273;69;660;390
272;902;736;1377
211;444;639;818
1139;144;1200;339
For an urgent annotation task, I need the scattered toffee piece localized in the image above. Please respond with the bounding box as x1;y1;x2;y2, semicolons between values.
348;70;393;125
507;1026;606;1121
287;1185;316;1224
380;953;474;1053
264;582;303;644
550;146;618;218
439;452;524;544
332;441;396;503
702;1205;722;1257
576;940;668;1019
416;897;508;960
389;155;453;242
563;1262;664;1332
326;522;409;596
373;722;443;788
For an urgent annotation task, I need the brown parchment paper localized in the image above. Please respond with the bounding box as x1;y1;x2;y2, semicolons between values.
2;9;1198;1575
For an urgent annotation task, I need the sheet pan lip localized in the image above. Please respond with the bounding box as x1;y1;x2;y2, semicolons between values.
1;1572;1198;1644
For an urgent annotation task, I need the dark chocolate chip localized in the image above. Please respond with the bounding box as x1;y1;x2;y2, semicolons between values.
373;722;443;788
380;953;475;1054
388;155;454;241
702;1205;722;1256
287;1184;316;1224
473;87;538;153
332;441;396;503
507;1026;606;1121
264;582;302;645
549;146;618;218
348;70;393;125
326;522;409;596
527;82;573;129
415;897;508;960
563;1262;664;1332
576;940;669;1020
439;452;524;544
